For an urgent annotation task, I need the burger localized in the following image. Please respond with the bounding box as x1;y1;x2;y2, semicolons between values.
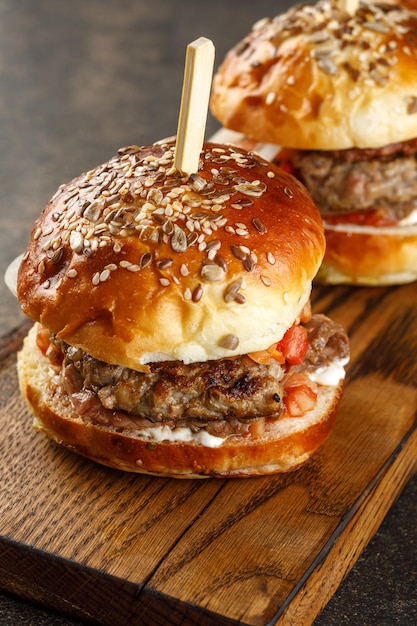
210;0;417;285
16;139;349;477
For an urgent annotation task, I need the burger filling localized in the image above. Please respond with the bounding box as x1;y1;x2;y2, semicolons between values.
280;138;417;227
38;313;349;441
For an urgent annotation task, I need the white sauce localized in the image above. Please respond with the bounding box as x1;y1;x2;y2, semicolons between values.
136;424;225;448
399;209;417;226
307;358;349;386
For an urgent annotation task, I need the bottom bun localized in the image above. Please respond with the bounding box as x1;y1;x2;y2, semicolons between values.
318;222;417;286
18;324;343;478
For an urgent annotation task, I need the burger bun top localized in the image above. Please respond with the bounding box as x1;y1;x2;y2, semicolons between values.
210;0;417;150
17;140;324;370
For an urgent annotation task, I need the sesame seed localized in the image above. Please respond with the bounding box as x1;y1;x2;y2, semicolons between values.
267;252;276;265
70;231;84;253
159;277;170;286
35;141;276;295
100;269;111;282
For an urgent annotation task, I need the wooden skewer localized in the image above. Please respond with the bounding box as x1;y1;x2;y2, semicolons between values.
174;37;215;176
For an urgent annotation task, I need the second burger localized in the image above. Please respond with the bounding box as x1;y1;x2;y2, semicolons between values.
210;0;417;285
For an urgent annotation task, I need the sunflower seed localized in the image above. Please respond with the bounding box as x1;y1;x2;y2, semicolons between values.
201;262;226;282
192;284;203;302
252;217;266;234
171;224;187;252
140;252;152;268
223;279;242;303
219;334;239;350
231;245;247;260
155;257;173;270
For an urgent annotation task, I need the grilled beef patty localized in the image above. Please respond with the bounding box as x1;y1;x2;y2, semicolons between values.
58;347;284;423
49;314;349;432
293;138;417;223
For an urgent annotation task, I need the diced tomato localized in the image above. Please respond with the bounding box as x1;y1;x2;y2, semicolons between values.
273;148;297;176
36;325;51;355
277;324;309;365
248;345;285;365
283;383;317;417
324;209;397;227
36;324;63;367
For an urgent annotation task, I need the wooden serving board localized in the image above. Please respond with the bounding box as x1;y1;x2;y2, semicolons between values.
1;282;416;626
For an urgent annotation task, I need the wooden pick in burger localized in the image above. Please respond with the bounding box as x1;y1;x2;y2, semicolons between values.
174;37;215;176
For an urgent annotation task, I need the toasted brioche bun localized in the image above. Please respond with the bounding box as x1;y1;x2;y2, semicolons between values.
318;221;417;285
210;1;417;151
17;140;324;371
18;323;344;477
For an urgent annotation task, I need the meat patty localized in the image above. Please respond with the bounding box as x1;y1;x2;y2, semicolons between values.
300;314;350;370
50;314;349;429
60;350;284;423
293;139;417;223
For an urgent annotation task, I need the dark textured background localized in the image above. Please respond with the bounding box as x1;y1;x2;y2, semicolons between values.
0;1;416;624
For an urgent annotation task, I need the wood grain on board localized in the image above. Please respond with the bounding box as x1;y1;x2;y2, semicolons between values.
1;281;416;625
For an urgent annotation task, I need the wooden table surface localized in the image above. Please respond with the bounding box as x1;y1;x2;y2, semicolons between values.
0;1;416;625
